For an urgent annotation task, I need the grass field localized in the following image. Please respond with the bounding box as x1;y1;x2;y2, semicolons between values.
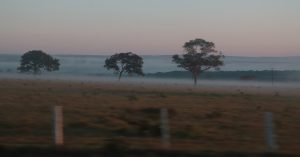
0;79;299;155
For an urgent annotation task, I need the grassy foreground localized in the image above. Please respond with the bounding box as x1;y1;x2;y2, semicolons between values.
0;79;299;156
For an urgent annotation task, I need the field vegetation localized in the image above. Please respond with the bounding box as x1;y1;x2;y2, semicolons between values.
0;79;299;156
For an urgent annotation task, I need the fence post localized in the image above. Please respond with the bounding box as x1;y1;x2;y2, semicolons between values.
264;112;278;152
54;106;64;146
160;108;170;148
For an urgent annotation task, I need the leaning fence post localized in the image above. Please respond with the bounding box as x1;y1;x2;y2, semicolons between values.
53;106;64;146
264;112;278;152
160;108;170;148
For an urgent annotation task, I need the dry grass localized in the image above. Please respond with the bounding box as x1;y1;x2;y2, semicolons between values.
0;79;299;154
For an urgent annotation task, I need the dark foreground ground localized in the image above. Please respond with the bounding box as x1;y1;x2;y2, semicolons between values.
1;146;300;157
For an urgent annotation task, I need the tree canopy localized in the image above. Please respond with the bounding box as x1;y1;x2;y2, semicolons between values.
17;50;60;75
104;52;144;80
172;38;224;85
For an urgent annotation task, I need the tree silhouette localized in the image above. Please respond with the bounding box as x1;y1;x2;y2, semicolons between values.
104;52;144;80
173;39;224;85
17;50;60;75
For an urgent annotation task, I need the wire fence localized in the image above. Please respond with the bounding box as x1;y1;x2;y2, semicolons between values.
1;105;299;154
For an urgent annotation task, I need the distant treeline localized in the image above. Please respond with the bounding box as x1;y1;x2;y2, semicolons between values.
147;70;300;82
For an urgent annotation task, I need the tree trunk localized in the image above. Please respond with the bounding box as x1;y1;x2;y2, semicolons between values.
192;67;200;86
33;67;38;79
34;65;38;75
118;70;124;81
193;73;198;86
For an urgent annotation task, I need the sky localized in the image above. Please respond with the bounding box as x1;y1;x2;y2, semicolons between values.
0;0;299;56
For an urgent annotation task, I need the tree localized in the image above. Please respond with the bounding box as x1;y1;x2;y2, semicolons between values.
172;39;224;85
104;52;144;80
17;50;60;75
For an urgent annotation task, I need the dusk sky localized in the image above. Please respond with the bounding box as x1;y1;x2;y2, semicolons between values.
0;0;299;56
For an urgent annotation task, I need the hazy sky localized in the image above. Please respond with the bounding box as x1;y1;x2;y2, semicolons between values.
0;0;299;56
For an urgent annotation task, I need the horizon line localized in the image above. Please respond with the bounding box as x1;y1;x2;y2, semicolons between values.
0;52;299;58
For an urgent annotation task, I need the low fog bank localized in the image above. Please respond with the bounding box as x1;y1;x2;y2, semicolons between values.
148;70;300;82
1;73;300;89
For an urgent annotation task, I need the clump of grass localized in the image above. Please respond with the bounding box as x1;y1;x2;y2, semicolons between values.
102;139;127;156
256;106;262;110
115;127;137;136
207;93;223;97
127;95;138;101
274;91;280;97
173;125;199;139
158;92;167;98
140;108;160;115
168;108;176;117
115;108;162;137
205;111;222;119
91;89;100;95
0;121;13;129
236;89;244;95
136;120;161;137
116;121;160;137
47;87;53;92
67;121;90;128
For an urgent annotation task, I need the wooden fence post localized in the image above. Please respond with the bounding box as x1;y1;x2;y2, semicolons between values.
54;106;64;146
160;108;170;148
264;112;278;152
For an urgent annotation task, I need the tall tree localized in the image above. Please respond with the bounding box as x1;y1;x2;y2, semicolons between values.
172;39;224;85
17;50;60;75
104;52;144;80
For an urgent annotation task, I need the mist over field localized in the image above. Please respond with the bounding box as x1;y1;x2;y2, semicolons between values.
1;1;300;156
1;54;300;87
